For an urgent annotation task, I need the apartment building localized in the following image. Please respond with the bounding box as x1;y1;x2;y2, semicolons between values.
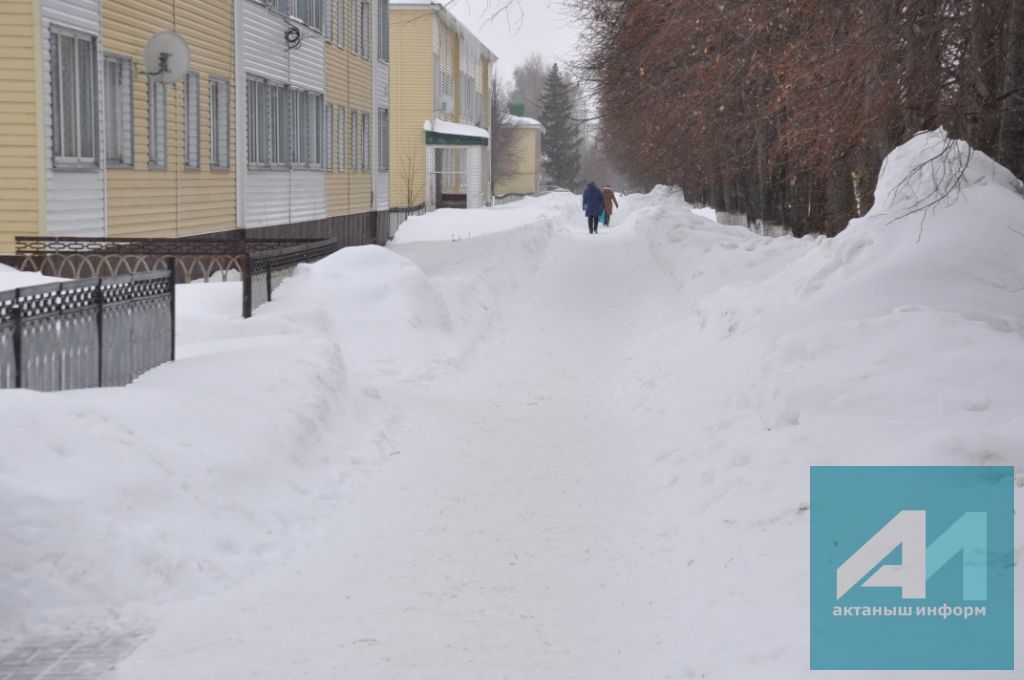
389;1;495;210
0;0;390;253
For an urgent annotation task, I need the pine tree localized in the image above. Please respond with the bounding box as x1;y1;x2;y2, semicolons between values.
539;64;581;189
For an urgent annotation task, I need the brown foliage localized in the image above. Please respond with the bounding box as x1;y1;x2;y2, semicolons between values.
569;0;1024;236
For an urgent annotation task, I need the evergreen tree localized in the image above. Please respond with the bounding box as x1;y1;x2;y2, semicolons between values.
539;64;581;189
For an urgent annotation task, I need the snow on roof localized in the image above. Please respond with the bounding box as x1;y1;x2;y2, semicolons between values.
505;114;544;130
424;119;491;140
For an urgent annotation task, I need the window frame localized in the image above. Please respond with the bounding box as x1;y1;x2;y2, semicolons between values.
361;111;370;172
360;0;370;60
184;71;201;170
325;103;334;170
350;109;358;171
268;81;290;168
103;53;133;169
210;77;231;170
51;27;99;170
148;76;168;170
247;76;268;167
338;105;346;171
377;107;389;171
377;0;389;62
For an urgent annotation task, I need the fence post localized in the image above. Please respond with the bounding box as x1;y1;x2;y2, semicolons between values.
241;253;252;318
12;290;22;389
167;258;176;362
97;278;105;387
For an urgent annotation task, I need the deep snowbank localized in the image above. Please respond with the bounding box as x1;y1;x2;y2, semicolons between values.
0;194;569;637
624;130;1024;675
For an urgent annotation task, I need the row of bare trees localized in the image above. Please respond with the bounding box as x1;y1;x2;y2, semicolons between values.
569;0;1024;235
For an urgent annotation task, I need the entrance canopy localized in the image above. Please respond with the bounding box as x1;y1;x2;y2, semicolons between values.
424;119;490;146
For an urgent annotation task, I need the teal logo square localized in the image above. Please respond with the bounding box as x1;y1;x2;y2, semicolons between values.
810;466;1014;670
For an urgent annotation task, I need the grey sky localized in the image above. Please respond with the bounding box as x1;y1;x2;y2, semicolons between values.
444;0;581;81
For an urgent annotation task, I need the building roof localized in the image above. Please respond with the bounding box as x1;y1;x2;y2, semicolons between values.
390;1;498;61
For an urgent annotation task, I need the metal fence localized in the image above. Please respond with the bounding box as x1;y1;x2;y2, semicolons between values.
0;271;174;391
15;236;340;318
387;204;427;238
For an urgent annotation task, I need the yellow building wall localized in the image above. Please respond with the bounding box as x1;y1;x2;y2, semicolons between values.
495;128;541;196
103;0;235;238
325;0;373;216
388;8;434;207
0;0;43;253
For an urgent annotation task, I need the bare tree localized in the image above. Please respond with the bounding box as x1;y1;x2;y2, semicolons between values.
395;148;424;208
490;76;524;195
510;53;548;120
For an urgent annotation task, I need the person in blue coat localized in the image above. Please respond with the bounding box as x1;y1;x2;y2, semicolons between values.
582;181;605;234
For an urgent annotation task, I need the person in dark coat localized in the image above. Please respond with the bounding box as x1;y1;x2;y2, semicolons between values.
582;182;604;234
601;185;619;226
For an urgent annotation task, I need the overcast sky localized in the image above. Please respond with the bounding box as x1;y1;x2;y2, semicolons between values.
443;0;581;81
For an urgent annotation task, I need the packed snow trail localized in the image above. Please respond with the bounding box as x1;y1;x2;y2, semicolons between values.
118;214;692;679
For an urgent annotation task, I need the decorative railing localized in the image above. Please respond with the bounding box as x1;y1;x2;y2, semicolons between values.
0;271;174;391
15;236;340;318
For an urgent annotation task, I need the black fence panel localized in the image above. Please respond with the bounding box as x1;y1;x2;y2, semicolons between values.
0;271;174;392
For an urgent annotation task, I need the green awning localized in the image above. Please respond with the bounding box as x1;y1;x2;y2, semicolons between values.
425;131;489;146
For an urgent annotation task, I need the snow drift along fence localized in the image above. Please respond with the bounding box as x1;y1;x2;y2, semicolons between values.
14;236;340;318
0;270;175;391
388;204;426;238
493;193;529;206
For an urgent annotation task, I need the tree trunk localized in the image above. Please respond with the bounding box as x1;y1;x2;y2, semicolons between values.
997;0;1024;177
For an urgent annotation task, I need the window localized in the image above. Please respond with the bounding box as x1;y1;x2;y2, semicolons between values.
51;28;98;168
360;0;370;59
184;72;200;169
338;106;346;170
350;0;361;55
337;0;345;48
269;82;289;166
266;0;289;13
294;0;324;31
361;111;370;171
325;104;333;170
311;93;325;167
377;107;389;170
247;77;267;166
350;109;358;171
210;78;230;169
104;55;132;167
377;0;388;61
290;88;308;166
148;77;167;169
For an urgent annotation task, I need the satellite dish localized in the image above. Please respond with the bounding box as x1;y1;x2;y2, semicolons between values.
143;31;190;84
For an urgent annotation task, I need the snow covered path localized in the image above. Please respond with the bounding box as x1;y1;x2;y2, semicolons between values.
118;217;693;679
6;135;1023;678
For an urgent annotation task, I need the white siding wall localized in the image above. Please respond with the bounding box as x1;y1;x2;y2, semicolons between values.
41;0;105;237
467;145;482;209
239;0;327;228
290;169;325;221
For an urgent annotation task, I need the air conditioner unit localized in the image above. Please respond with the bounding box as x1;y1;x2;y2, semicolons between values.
438;94;454;114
